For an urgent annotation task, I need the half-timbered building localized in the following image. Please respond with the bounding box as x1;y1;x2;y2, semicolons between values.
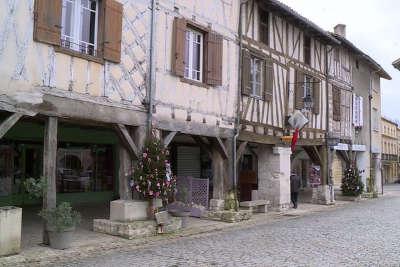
237;0;340;209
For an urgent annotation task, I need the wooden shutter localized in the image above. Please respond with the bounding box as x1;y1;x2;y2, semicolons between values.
33;0;62;46
264;58;273;101
103;0;123;63
333;86;341;121
312;78;320;114
205;32;223;86
172;17;187;77
242;50;252;95
294;70;304;109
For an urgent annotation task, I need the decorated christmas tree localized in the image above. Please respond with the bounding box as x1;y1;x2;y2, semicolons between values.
131;133;176;205
341;166;364;196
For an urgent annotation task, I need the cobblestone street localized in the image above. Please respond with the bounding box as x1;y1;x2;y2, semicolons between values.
57;186;400;267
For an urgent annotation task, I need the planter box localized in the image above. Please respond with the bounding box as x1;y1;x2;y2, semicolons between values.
0;206;22;257
110;199;163;222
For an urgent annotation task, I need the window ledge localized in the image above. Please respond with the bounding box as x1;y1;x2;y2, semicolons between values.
180;77;209;89
54;46;104;64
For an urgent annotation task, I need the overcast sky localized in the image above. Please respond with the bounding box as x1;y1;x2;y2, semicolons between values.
279;0;400;121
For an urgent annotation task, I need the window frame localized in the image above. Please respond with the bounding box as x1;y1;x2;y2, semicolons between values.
61;0;99;57
184;27;204;83
250;56;264;98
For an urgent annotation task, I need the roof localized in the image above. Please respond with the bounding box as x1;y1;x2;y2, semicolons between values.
393;58;400;70
382;116;398;126
331;33;392;80
260;0;340;45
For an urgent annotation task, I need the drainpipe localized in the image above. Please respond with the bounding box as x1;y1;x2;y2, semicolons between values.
233;0;247;193
147;0;157;135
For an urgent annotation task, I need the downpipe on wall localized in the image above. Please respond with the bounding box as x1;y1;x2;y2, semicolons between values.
147;0;157;135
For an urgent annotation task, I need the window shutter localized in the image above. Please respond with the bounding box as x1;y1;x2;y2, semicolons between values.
333;86;341;121
205;32;223;86
103;0;123;63
263;58;273;101
359;96;364;127
33;0;62;46
241;50;252;95
172;17;187;77
352;94;358;126
295;70;304;109
312;78;320;114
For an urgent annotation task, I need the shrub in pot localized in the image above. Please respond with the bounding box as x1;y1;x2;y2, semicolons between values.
39;202;81;249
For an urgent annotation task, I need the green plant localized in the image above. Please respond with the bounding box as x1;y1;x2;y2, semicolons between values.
23;177;47;199
224;190;239;211
39;202;81;232
132;132;176;203
341;167;364;197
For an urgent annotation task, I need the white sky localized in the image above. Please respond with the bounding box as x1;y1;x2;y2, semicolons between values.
279;0;400;121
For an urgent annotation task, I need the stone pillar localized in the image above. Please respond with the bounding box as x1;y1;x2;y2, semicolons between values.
312;145;335;205
258;145;291;211
43;116;58;245
372;153;382;194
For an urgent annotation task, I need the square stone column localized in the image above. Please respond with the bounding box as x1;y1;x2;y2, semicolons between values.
258;145;291;211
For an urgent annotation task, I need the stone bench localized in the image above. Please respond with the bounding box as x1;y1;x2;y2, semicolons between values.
239;200;269;213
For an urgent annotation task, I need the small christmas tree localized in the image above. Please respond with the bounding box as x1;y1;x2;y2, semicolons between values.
341;166;364;196
131;133;176;205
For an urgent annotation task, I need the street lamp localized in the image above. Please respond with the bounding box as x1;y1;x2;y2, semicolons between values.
303;94;314;112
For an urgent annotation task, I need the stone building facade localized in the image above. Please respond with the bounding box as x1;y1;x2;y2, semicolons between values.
381;117;398;184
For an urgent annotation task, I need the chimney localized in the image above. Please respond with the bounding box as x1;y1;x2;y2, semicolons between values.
334;24;346;38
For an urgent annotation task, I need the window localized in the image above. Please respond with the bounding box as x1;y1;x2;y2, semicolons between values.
304;35;311;65
34;0;123;63
303;75;313;98
61;0;99;56
184;29;203;82
372;108;379;131
250;57;264;97
355;59;359;69
172;18;223;86
259;9;269;46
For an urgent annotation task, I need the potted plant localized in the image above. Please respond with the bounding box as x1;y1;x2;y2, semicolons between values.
39;202;81;250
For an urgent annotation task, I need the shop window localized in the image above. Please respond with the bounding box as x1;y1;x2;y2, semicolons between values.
57;146;115;193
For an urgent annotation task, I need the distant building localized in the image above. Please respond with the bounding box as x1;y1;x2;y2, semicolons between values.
381;117;398;184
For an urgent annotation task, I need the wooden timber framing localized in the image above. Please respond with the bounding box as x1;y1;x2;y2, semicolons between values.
153;118;234;139
208;136;229;160
42;116;58;245
163;131;178;148
0;113;23;139
239;1;332;147
115;124;140;159
37;93;147;127
236;141;248;164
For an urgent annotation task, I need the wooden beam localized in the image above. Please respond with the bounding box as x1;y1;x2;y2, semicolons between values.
153;118;234;138
191;135;212;157
312;146;322;165
213;137;228;160
0;113;23;139
42;116;58;245
115;124;139;159
236;141;248;164
238;131;280;144
163;131;177;148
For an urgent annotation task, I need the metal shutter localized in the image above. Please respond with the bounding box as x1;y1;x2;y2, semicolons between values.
177;146;201;179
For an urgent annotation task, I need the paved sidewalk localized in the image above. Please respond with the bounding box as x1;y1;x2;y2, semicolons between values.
0;200;356;267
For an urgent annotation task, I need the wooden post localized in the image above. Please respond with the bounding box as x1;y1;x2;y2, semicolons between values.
320;144;328;186
42;116;58;245
212;148;224;199
118;144;132;200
